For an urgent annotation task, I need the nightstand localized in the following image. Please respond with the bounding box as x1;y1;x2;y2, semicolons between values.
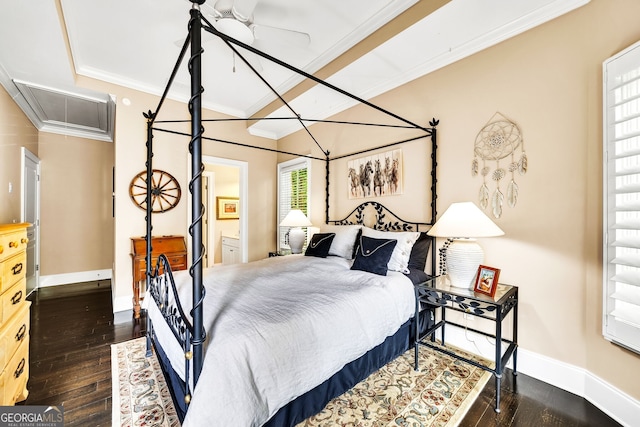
268;249;291;257
414;275;518;413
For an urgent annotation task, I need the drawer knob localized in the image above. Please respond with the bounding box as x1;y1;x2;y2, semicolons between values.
21;238;28;244
12;262;23;275
11;290;22;305
0;245;3;254
9;241;18;248
15;324;26;342
14;358;25;379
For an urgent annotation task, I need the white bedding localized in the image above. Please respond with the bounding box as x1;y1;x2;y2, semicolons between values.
146;254;415;427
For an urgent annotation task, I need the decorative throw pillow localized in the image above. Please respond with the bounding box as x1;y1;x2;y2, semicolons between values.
408;232;432;271
351;235;398;276
320;224;362;259
304;233;336;258
361;227;420;273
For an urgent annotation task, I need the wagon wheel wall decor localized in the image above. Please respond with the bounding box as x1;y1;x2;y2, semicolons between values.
129;169;182;213
471;112;527;219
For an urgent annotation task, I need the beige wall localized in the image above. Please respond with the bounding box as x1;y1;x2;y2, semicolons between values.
37;132;114;274
0;86;38;224
283;0;640;402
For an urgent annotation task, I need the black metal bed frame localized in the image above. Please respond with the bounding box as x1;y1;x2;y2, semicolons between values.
142;1;439;412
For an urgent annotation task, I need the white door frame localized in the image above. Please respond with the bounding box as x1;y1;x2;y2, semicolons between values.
21;148;40;294
202;171;215;267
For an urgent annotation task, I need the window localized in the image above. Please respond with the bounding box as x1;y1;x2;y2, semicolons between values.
277;158;311;251
603;39;640;354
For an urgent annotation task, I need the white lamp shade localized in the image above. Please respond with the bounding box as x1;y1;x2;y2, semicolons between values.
427;202;504;238
279;209;312;227
428;202;504;289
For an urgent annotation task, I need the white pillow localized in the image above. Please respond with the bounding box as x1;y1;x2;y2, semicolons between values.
320;224;362;259
361;227;420;273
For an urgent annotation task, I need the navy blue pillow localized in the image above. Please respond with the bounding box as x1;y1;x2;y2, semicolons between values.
305;233;336;258
351;235;397;276
408;232;432;271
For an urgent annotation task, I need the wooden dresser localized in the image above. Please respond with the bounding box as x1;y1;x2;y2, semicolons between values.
130;235;187;318
0;223;30;405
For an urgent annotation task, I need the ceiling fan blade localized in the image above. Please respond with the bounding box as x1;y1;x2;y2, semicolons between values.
252;24;310;48
201;2;223;20
232;0;259;23
213;0;235;13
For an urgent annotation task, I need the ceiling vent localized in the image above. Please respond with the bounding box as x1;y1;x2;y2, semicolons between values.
12;80;115;142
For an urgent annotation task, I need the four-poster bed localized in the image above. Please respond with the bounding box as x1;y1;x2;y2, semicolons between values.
140;2;440;425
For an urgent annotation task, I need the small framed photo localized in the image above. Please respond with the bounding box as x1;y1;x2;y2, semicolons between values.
216;197;239;220
473;265;500;297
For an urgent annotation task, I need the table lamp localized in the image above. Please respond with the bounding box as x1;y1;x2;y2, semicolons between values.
279;209;312;254
427;202;504;288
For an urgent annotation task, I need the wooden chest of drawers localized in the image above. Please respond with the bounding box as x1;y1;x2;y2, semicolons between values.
0;223;30;405
130;235;187;318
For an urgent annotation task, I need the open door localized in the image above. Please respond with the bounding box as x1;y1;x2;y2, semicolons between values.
22;148;40;295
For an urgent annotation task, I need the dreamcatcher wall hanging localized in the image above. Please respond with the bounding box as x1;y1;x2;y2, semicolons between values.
471;112;527;219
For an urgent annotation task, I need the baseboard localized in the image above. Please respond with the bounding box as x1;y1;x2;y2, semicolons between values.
113;294;134;314
39;269;112;288
446;325;637;427
584;371;639;427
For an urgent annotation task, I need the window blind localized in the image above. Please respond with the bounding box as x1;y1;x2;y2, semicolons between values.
603;39;640;354
277;158;310;251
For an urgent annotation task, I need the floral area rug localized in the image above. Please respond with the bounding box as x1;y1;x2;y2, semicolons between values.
297;344;493;427
112;338;491;427
111;337;180;427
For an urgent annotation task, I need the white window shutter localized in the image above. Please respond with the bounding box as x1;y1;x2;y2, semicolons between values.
277;158;311;251
603;39;640;354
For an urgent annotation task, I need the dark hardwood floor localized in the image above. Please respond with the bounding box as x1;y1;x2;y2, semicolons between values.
21;280;145;426
21;281;621;426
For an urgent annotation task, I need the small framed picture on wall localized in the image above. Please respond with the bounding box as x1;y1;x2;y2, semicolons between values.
473;265;500;297
216;196;239;220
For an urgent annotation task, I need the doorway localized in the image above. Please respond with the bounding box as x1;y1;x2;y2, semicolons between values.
21;148;40;295
189;156;248;265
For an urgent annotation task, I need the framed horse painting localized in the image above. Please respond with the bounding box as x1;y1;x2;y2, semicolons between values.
347;149;403;199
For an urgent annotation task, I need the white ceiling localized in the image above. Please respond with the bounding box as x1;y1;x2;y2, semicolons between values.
0;0;589;141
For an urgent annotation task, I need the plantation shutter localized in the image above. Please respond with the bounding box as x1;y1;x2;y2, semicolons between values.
603;39;640;354
277;158;310;251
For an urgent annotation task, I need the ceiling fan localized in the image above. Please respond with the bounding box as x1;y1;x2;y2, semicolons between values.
201;0;311;49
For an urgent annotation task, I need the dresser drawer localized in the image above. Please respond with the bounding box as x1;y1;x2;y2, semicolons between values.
0;304;30;369
0;229;27;264
0;251;26;295
134;255;187;281
0;337;29;405
0;279;26;327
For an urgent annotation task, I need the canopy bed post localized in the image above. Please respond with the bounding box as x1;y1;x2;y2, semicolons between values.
429;119;439;274
325;154;330;224
144;113;154;356
188;3;205;385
